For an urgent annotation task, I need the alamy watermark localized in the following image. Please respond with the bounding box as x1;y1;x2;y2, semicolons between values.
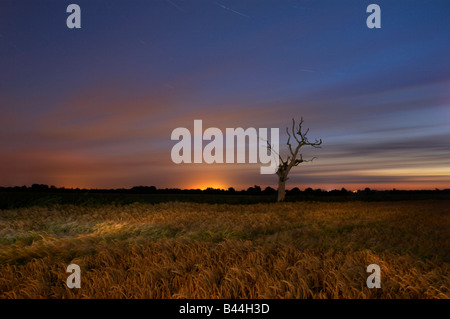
366;264;381;288
170;120;280;174
64;262;381;290
66;264;81;289
65;4;380;30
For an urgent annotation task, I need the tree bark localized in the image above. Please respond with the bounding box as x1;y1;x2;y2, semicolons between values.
277;176;287;202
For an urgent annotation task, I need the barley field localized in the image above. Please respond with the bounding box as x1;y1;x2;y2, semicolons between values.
0;200;448;299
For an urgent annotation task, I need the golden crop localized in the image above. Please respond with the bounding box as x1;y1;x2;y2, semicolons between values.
0;200;448;298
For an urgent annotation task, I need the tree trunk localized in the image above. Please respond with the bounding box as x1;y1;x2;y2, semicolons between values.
277;176;287;202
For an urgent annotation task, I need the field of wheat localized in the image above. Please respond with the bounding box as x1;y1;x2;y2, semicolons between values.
0;200;448;299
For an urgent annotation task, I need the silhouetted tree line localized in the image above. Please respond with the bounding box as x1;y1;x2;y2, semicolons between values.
0;184;449;197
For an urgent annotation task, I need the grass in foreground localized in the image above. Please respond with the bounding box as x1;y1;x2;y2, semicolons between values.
0;200;448;298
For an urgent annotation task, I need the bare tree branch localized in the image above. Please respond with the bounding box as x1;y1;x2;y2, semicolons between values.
276;118;322;202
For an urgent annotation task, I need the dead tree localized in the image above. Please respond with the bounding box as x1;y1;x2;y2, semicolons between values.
275;118;322;202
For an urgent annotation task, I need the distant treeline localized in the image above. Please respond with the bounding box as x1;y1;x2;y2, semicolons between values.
1;184;449;210
1;184;450;196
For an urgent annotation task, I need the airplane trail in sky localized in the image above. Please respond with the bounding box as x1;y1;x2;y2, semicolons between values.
215;2;249;18
165;0;183;11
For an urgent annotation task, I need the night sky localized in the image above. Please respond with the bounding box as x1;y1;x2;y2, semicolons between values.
1;0;449;190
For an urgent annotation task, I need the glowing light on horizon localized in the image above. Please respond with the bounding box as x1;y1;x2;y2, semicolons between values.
186;181;228;190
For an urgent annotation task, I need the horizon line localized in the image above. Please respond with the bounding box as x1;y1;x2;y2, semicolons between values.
1;184;449;192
